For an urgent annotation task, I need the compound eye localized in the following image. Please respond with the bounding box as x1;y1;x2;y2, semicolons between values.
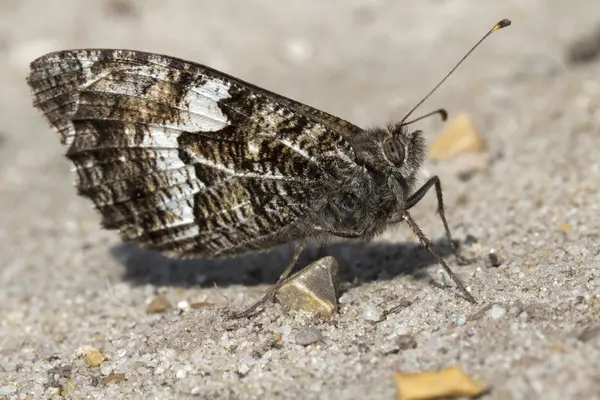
382;138;406;166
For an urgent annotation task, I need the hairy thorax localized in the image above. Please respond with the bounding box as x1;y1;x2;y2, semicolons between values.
306;163;398;239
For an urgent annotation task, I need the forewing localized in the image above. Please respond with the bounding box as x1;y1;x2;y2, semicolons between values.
27;49;363;258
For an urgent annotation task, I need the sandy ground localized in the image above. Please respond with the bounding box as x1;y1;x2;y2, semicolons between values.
1;1;600;399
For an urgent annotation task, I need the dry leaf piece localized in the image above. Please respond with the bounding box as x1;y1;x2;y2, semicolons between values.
395;366;489;400
84;349;105;367
146;295;172;314
429;114;485;160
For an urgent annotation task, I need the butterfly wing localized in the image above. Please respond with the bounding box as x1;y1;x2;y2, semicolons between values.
27;49;364;258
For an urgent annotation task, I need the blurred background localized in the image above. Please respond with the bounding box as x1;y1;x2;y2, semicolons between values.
1;1;600;398
2;1;599;143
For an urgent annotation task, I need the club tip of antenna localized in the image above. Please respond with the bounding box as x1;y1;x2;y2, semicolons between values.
493;19;512;32
439;109;448;121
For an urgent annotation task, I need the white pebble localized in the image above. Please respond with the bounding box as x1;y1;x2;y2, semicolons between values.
338;293;351;304
176;369;187;379
276;325;294;343
489;304;507;319
100;363;113;376
238;364;251;376
362;303;382;322
439;269;455;287
136;366;150;375
191;386;201;395
177;300;190;312
295;327;323;346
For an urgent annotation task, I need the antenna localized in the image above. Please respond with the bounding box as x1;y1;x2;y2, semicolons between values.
399;19;511;127
403;108;448;126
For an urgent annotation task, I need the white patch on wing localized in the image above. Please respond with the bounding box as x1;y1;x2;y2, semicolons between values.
141;125;182;148
120;197;201;240
74;62;232;133
184;79;231;132
247;141;260;155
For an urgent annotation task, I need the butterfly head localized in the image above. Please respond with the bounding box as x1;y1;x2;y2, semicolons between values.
382;123;426;187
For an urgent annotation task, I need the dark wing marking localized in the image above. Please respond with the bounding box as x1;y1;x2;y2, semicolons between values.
27;49;366;258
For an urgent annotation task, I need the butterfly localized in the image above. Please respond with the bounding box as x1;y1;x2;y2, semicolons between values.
27;19;510;316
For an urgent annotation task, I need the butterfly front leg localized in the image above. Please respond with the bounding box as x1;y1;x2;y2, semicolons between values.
402;211;476;303
406;175;473;265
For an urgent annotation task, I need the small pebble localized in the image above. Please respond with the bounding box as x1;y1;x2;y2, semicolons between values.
362;303;382;322
84;349;105;367
455;315;467;326
439;269;455;288
395;334;417;350
100;362;112;376
146;295;172;314
275;256;340;318
338;293;352;304
176;369;187;379
295;327;323;346
191;387;202;395
238;364;251;376
154;364;167;375
278;325;294;343
489;304;507;320
177;300;190;313
486;249;502;268
136;366;150;375
102;373;125;385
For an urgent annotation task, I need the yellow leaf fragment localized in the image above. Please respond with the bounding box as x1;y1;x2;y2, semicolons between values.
84;348;105;367
395;366;489;400
559;224;571;233
190;301;216;309
429;114;485;160
146;295;172;314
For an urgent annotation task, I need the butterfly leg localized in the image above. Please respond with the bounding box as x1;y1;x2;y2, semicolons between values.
406;176;473;265
402;211;476;304
228;237;309;319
